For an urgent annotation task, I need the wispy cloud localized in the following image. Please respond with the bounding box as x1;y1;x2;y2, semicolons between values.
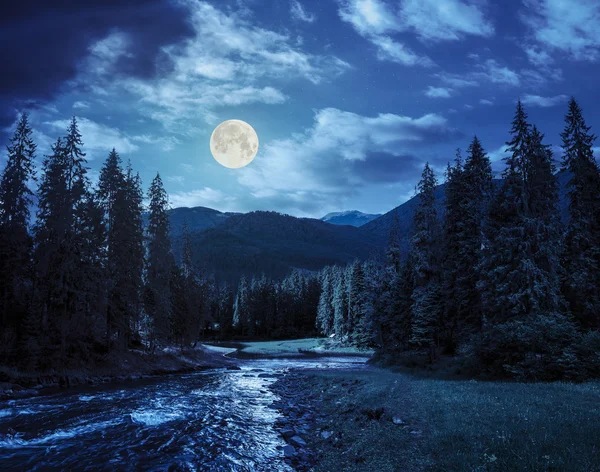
520;0;600;62
337;0;493;65
72;101;90;110
521;93;569;107
475;59;520;86
169;187;235;208
77;2;349;129
166;175;185;185
425;86;452;98
479;99;494;105
236;107;460;213
44;117;139;158
290;0;316;22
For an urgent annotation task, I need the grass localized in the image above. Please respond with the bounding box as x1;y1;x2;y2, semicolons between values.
296;369;600;471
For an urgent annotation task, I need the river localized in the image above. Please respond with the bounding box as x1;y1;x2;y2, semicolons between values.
0;357;368;471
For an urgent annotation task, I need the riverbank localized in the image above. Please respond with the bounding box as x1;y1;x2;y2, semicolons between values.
209;337;374;359
0;344;234;400
270;368;600;471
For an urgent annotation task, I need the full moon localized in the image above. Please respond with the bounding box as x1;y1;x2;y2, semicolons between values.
209;119;259;169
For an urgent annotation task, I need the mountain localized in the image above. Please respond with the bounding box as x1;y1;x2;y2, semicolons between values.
143;206;240;238
173;211;386;285
321;210;381;227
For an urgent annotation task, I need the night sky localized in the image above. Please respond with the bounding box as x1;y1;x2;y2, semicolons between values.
1;0;599;217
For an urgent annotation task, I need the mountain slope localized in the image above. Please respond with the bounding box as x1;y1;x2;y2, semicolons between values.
174;211;386;284
143;206;240;238
321;210;381;227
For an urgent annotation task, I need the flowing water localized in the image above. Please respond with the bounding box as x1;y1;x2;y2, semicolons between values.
0;357;368;471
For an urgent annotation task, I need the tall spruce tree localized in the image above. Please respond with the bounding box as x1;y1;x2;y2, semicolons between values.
98;149;125;348
440;149;464;350
145;173;174;347
332;266;348;340
560;98;600;329
0;112;37;354
409;162;442;360
316;266;334;335
455;138;492;333
478;102;531;323
233;276;250;335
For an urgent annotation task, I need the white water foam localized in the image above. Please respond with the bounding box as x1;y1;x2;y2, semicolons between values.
129;410;184;426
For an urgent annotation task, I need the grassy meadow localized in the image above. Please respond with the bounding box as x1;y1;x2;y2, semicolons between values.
296;369;600;471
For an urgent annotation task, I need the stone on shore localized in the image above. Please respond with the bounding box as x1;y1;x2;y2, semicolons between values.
290;435;307;448
283;445;296;458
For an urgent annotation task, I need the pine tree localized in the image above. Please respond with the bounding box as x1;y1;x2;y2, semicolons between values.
347;260;365;344
440;149;464;350
98;149;125;349
145;173;174;347
233;276;250;335
478;103;531;323
409;162;442;360
332;266;348;341
560;98;600;329
316;266;335;335
0;112;37;355
455;138;492;334
523;125;564;315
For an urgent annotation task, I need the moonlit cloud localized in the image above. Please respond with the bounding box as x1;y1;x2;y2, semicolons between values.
166;175;185;185
425;86;452;98
337;0;493;66
169;187;236;209
520;0;600;62
479;99;494;105
74;1;349;130
521;93;569;107
44;117;139;158
236;107;460;214
290;0;316;22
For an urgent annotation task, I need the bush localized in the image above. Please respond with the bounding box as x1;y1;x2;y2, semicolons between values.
477;312;599;381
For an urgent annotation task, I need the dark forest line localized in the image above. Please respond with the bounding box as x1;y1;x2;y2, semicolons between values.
0;96;599;381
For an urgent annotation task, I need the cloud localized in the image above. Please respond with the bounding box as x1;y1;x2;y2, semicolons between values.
131;134;182;152
83;1;349;129
290;0;316;22
521;93;569;107
434;72;479;88
425;86;452;98
520;0;600;62
370;35;434;66
338;0;432;66
523;45;554;66
395;0;495;42
475;59;520;86
479;99;494;105
0;0;195;135
487;144;510;174
236;107;461;213
337;0;493;65
169;187;235;208
72;101;90;110
166;175;185;184
44;117;139;158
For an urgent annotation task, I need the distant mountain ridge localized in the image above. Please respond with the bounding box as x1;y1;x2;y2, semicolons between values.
321;210;381;227
159;171;571;283
172;211;385;285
